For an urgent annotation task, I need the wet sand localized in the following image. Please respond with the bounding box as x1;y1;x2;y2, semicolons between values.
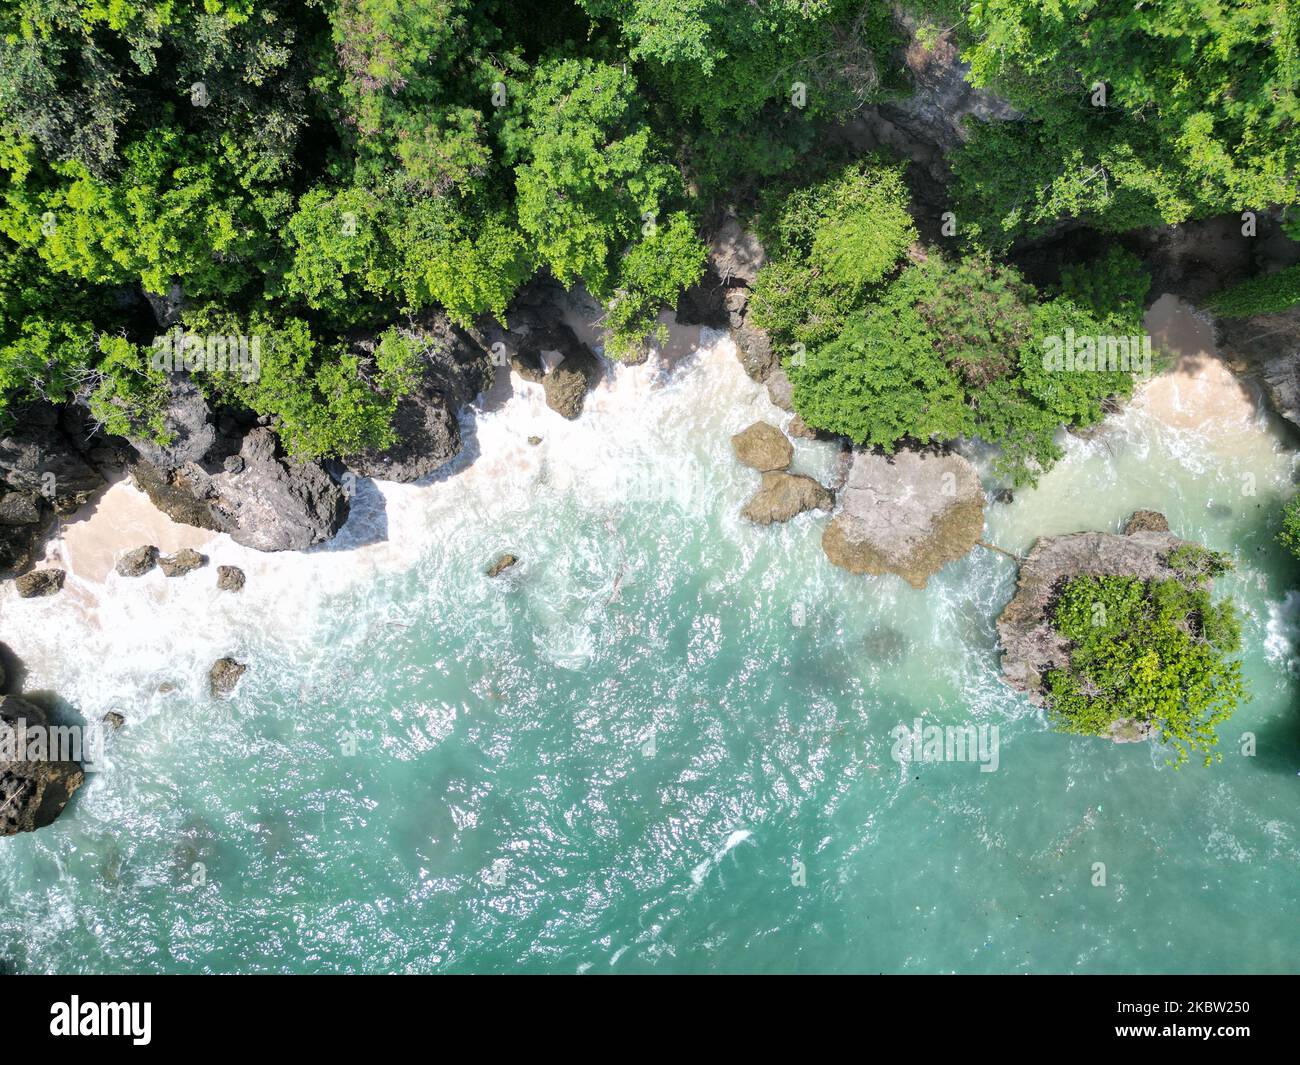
1138;293;1261;432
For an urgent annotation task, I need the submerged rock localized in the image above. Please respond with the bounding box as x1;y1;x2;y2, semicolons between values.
822;449;986;589
0;695;84;836
216;565;245;592
731;422;793;472
486;553;519;578
1123;509;1170;534
995;525;1193;702
159;548;207;577
209;657;247;697
741;472;834;524
102;711;125;731
116;545;159;577
15;569;64;598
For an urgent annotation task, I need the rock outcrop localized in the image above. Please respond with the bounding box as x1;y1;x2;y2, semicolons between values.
116;545;159;577
1123;509;1171;534
15;569;64;598
209;657;247;696
822;449;986;588
995;515;1190;704
0;694;84;836
126;374;217;470
345;314;493;481
132;426;349;552
159;548;206;577
741;472;834;524
731;422;793;472
1215;306;1300;434
679;216;777;382
486;553;519;578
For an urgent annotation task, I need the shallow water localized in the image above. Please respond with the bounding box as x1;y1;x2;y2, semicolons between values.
2;320;1298;974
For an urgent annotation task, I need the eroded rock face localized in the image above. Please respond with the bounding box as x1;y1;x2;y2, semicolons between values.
0;695;84;836
15;569;64;598
995;525;1192;702
0;416;105;515
1216;307;1300;433
127;375;217;469
1124;509;1171;534
821;449;985;589
741;472;834;524
132;428;349;552
731;422;793;472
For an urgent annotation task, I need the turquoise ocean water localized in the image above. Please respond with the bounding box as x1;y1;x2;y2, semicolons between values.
2;327;1298;973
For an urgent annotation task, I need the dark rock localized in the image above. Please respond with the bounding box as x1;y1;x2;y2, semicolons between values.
133;428;349;552
741;472;834;524
126;375;216;469
709;216;766;286
346;315;492;482
731;422;793;471
15;569;64;598
1215;307;1300;433
0;695;84;836
538;330;602;420
0;417;104;514
822;449;986;589
209;657;247;696
102;711;125;731
223;455;245;475
1123;509;1170;534
116;545;159;577
158;548;207;577
486;553;519;578
216;565;245;592
0;492;41;526
510;351;546;384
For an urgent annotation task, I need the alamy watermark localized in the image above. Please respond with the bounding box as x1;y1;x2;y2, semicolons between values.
0;717;110;773
150;327;261;383
890;717;1000;772
1042;328;1152;376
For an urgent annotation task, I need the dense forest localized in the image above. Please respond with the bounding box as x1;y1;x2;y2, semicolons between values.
1;0;1297;471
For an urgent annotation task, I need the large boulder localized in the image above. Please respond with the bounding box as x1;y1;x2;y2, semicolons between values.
15;569;64;598
731;422;793;471
536;325;602;420
710;216;767;287
116;545;158;577
346;315;493;482
741;472;834;524
159;548;206;577
132;427;349;552
995;524;1192;702
209;657;247;696
0;695;85;836
822;449;986;588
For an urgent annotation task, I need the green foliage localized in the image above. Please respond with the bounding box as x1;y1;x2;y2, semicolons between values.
186;307;420;460
501;57;680;298
1205;265;1300;318
1058;247;1152;331
603;211;707;360
1279;493;1300;561
749;160;916;350
785;251;1136;484
1045;571;1245;767
948;0;1300;245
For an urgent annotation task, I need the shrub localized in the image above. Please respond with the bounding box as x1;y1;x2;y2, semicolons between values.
1046;571;1245;767
1206;265;1300;318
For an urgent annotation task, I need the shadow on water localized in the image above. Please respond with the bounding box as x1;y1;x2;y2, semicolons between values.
0;641;27;695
